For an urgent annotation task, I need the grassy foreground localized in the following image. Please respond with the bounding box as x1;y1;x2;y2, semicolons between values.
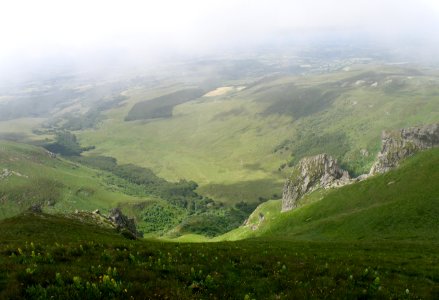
1;213;439;299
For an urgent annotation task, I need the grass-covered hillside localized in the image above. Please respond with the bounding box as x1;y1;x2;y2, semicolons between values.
218;148;439;242
1;212;439;299
76;65;439;204
0;140;139;219
0;140;256;238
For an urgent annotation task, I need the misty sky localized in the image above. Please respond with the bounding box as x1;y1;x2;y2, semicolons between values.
1;0;439;76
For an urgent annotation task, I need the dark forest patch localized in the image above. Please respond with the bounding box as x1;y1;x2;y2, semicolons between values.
258;84;340;119
125;88;205;121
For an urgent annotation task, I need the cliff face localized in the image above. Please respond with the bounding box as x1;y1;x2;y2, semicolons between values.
370;123;439;174
281;154;350;212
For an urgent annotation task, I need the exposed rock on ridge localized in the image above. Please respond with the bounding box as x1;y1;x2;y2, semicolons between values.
108;207;142;239
370;123;439;174
281;123;439;213
282;154;350;212
70;208;143;239
0;168;28;180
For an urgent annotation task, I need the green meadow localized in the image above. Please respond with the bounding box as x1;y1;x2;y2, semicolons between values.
77;65;439;204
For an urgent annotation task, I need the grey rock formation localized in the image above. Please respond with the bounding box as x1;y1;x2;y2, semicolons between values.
45;150;57;159
370;123;439;174
108;207;142;239
0;168;27;179
282;154;350;212
280;123;439;213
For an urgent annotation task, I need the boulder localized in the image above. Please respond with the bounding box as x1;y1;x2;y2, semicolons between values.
108;207;142;238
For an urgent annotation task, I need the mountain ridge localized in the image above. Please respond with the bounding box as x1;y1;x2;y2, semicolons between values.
281;122;439;213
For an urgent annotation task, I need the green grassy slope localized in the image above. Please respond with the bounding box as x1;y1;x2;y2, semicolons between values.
0;140;140;219
0;141;256;238
218;148;439;241
0;212;127;245
77;65;439;204
1;212;439;299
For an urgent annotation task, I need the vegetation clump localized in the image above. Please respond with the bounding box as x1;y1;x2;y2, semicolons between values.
44;131;94;156
76;155;257;237
125;88;205;121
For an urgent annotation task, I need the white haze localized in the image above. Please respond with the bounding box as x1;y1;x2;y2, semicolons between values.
1;0;439;80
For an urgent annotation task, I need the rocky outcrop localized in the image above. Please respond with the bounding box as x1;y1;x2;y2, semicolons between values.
108;207;142;239
282;154;350;212
72;208;143;239
281;123;439;213
0;168;28;180
45;150;57;158
0;169;12;179
370;123;439;174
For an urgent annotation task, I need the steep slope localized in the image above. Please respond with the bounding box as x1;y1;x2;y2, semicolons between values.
0;212;128;244
0;140;140;219
281;122;439;212
218;148;439;241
